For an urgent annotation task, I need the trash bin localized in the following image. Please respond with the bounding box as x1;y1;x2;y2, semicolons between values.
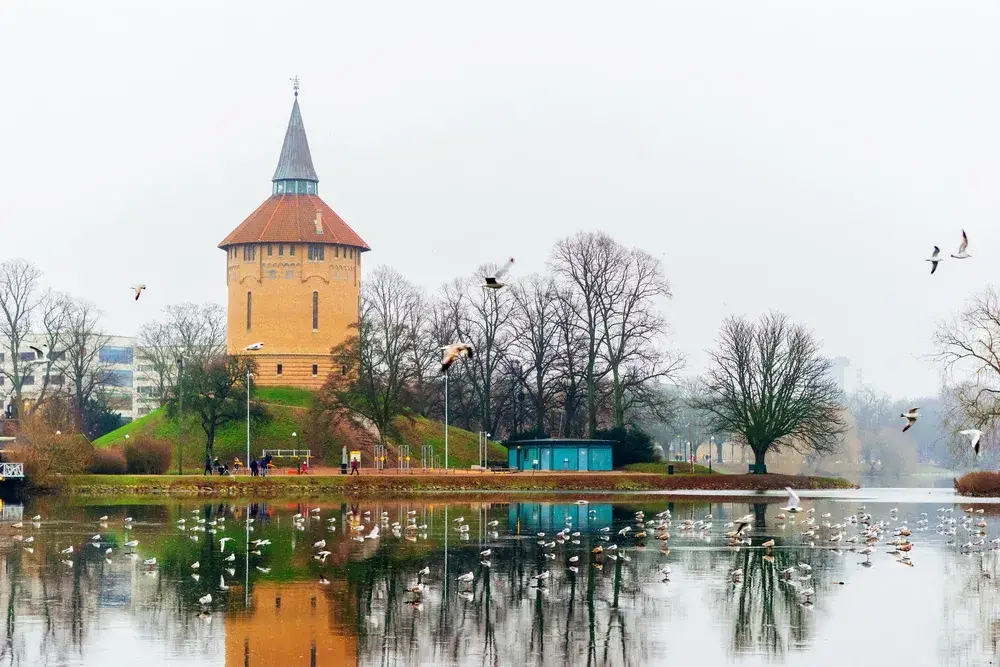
667;464;675;475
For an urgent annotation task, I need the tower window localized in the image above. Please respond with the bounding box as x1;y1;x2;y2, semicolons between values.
335;246;340;258
349;248;354;259
243;245;257;262
312;291;318;330
308;244;325;262
290;245;295;256
312;364;318;377
276;363;283;376
279;244;284;256
246;291;252;332
267;244;272;256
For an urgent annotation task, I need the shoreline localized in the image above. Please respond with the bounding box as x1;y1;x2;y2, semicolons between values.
54;472;856;499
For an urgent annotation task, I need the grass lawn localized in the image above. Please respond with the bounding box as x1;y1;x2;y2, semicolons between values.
392;414;505;468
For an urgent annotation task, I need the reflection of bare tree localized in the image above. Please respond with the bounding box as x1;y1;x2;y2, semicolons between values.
941;549;1000;664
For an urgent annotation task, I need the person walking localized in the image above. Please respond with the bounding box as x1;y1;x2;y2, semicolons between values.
250;459;259;477
204;455;212;476
350;458;360;476
262;453;273;477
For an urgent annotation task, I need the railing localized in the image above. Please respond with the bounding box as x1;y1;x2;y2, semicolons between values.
0;462;24;479
260;449;312;460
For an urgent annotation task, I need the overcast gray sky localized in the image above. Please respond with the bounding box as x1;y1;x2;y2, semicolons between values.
2;1;997;399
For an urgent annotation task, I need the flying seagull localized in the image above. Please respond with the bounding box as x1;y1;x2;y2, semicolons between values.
960;429;984;456
131;285;146;301
482;257;515;290
780;487;803;514
244;342;264;351
926;246;941;274
27;345;49;364
440;343;474;372
951;230;971;259
901;407;920;432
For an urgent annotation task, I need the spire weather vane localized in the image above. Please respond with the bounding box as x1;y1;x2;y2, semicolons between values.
290;75;300;97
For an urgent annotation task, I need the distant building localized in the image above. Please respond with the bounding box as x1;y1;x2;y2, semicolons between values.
219;88;371;388
830;356;851;393
0;335;161;423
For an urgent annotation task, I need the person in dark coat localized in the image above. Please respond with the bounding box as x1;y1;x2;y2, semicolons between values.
204;455;212;476
250;459;259;477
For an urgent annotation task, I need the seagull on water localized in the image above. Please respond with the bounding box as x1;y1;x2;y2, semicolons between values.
951;230;971;259
482;257;515;290
901;408;920;432
960;429;984;456
926;246;941;274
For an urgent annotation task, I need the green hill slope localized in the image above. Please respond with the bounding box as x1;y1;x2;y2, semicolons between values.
94;387;505;473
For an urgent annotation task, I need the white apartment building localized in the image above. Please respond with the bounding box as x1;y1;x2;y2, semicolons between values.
0;335;162;423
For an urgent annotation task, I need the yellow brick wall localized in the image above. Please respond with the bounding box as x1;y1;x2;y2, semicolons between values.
224;242;361;388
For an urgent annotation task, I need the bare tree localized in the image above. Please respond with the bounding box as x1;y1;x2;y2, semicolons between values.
595;245;682;427
510;274;561;434
60;299;112;432
846;385;893;473
552;289;588;437
401;288;438;417
137;303;226;403
695;313;847;472
0;260;43;407
934;286;1000;427
457;268;515;436
550;232;616;437
322;266;420;446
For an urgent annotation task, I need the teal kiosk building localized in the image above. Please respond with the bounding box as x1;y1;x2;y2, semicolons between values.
507;438;614;471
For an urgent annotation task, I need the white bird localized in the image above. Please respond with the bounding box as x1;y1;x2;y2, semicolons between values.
313;540;326;549
960;429;984;456
926;246;942;274
27;345;49;365
224;553;235;562
482;257;515;290
901;408;920;433
366;526;380;539
143;558;157;566
131;284;147;301
256;566;271;573
244;342;264;351
440;344;474;372
124;540;139;548
951;230;971;259
457;572;474;583
199;593;212;605
60;546;74;554
480;549;491;557
191;561;200;570
781;487;803;514
219;537;233;552
219;576;229;591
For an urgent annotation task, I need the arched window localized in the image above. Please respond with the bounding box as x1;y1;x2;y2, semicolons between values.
246;291;252;332
312;291;319;330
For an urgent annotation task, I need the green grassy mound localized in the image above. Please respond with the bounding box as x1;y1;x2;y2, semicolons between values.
93;387;504;473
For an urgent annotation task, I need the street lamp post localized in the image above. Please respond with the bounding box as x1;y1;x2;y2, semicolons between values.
243;343;264;474
709;436;715;473
444;367;449;472
176;353;185;476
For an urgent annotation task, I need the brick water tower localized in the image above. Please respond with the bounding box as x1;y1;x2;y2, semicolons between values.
219;85;370;388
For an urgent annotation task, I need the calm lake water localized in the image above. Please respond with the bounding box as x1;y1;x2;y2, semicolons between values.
1;489;998;666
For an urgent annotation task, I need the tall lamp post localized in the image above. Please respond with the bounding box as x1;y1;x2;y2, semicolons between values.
176;352;185;476
444;367;449;472
243;343;264;473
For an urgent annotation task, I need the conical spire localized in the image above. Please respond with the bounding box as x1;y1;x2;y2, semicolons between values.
271;93;319;195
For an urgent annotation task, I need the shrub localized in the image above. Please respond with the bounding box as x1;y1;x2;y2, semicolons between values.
954;471;1000;497
90;447;128;474
124;436;173;474
595;426;655;467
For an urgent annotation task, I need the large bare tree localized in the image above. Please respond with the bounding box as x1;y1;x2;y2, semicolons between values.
137;302;227;403
510;274;561;434
934;286;1000;427
550;232;616;436
695;313;847;472
322;266;421;446
60;299;112;432
0;260;43;408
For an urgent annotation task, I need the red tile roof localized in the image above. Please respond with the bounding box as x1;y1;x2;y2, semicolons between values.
219;194;370;250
